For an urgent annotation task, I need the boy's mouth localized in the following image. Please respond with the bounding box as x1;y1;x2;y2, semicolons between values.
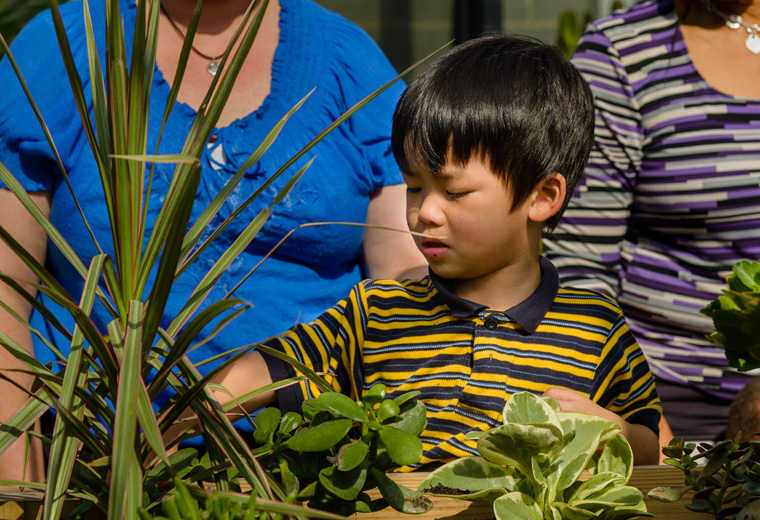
420;239;449;259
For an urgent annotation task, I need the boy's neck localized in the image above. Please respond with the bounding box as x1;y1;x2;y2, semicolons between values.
447;254;543;311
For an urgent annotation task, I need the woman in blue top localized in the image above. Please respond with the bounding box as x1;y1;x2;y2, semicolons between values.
0;0;425;480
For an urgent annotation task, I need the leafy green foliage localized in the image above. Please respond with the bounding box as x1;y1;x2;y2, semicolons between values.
250;384;433;516
0;0;429;518
649;436;760;519
555;2;623;58
701;260;760;371
418;392;650;520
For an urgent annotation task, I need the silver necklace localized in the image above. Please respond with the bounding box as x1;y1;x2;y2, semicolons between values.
160;4;225;76
700;0;760;54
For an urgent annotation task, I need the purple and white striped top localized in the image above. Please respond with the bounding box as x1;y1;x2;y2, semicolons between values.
543;0;760;401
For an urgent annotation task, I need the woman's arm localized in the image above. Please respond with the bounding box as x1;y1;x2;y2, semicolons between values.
363;184;427;280
0;188;51;482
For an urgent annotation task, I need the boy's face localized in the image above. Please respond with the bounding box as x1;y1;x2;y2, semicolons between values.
402;157;536;283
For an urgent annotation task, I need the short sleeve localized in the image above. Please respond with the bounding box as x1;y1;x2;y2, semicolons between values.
592;307;661;435
327;17;405;191
0;1;95;192
260;282;369;415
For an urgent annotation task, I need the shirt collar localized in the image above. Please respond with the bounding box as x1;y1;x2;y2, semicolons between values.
428;256;559;334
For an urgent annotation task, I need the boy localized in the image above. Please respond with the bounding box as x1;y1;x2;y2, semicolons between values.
205;34;661;466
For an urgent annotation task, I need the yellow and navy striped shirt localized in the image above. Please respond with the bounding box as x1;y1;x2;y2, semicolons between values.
263;257;661;470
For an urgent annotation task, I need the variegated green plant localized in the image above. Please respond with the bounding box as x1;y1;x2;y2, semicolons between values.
0;0;426;519
418;392;651;520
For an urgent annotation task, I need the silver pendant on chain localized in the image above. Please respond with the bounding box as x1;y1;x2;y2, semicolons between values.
207;61;220;76
746;31;760;54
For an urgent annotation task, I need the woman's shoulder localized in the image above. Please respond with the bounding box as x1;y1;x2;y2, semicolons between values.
284;0;394;71
583;0;677;47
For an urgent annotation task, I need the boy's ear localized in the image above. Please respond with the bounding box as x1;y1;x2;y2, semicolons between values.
528;173;566;223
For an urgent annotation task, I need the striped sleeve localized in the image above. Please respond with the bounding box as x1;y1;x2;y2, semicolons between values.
543;24;640;297
591;308;661;431
262;282;368;403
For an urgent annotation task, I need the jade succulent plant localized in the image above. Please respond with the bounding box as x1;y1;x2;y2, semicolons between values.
649;436;760;519
700;259;760;372
417;392;650;520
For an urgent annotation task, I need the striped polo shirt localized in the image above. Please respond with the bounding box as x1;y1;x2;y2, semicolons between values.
542;0;760;401
263;257;661;470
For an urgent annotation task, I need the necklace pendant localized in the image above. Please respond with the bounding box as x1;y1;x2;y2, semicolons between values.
207;61;220;76
726;14;743;30
747;32;760;54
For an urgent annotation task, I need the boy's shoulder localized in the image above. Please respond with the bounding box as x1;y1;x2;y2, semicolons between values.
553;284;626;320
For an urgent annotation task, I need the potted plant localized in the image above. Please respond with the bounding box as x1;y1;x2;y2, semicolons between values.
647;259;760;519
415;392;651;520
0;0;430;518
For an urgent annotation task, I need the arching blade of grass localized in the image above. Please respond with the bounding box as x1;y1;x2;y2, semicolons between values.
44;255;104;520
108;300;144;520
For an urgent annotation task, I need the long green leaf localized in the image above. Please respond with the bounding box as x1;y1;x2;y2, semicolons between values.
108;300;144;520
44;255;104;520
176;89;314;274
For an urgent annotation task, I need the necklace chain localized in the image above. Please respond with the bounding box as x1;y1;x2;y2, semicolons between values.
160;4;225;61
700;0;760;54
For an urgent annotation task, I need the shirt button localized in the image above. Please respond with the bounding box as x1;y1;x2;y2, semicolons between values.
485;317;499;330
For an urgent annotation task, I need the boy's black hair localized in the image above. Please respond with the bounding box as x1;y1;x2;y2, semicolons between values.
392;34;594;230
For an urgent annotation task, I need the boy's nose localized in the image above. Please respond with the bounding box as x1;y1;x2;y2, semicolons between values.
417;195;443;225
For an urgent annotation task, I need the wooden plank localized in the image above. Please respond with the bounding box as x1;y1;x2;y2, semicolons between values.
352;465;714;520
0;465;716;519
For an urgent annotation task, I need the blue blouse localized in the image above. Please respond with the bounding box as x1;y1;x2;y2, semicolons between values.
0;0;405;379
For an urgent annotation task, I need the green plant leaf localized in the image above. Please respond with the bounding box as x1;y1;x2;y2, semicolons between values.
493;491;543;520
377;399;401;423
285;418;352;452
253;407;281;445
314;391;367;423
318;464;367;501
478;422;563;477
391;399;427;437
647;485;692;503
378;426;423;466
418;456;518;503
597;432;634;481
502;391;562;429
334;437;369;472
371;467;433;514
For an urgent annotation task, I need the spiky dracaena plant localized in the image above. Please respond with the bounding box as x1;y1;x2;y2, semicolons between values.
0;0;418;518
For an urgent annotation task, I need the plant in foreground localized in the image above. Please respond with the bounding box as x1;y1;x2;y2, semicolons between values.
648;436;760;519
0;0;429;518
700;259;760;372
250;381;432;516
417;392;650;520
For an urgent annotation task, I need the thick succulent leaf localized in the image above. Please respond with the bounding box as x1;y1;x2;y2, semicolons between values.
418;456;518;504
647;485;692;502
478;422;562;476
335;438;370;471
253;407;281;444
568;472;626;503
378;426;423;466
371;467;433;514
493;491;543;520
552;413;623;491
737;499;760;519
377;400;401;422
571;485;645;509
285;418;352;452
597;433;634;481
318;464;367;501
391;399;427;437
549;502;596;520
314;392;367;422
502;392;562;431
